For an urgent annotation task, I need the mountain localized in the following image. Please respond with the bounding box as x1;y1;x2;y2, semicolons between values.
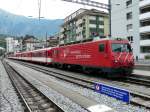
0;9;63;37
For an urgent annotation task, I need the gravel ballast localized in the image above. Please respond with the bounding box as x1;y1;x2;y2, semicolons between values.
0;61;23;112
55;79;149;112
31;70;148;112
7;60;150;112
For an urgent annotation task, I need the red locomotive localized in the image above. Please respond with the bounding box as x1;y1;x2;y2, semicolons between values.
8;38;134;77
52;39;134;77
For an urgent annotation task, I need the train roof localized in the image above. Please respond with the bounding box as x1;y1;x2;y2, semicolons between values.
14;38;129;54
14;47;53;54
31;47;53;52
59;38;129;47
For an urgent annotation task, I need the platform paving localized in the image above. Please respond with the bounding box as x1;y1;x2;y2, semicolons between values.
133;69;150;77
0;60;23;112
135;60;150;65
135;60;150;71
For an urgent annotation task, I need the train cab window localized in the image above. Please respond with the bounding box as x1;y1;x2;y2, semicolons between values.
112;43;132;52
99;44;105;52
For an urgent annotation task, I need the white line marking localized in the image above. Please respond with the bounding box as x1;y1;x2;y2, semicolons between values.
87;104;112;112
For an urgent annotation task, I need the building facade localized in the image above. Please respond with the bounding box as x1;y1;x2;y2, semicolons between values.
60;8;109;44
22;38;44;51
6;37;20;53
48;33;60;47
111;0;150;59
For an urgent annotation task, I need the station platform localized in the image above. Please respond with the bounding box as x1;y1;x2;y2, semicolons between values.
133;69;150;77
135;63;150;71
135;60;150;65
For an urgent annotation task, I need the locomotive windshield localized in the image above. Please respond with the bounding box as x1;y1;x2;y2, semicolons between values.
111;43;132;52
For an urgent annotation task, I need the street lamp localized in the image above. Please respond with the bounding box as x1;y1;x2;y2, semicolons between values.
108;2;120;37
108;0;111;37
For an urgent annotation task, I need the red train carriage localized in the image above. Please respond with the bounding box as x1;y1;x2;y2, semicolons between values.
52;39;134;77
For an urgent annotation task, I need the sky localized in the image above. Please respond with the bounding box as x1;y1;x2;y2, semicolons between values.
0;0;108;19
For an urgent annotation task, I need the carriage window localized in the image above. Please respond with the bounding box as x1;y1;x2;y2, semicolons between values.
48;52;52;57
99;44;105;52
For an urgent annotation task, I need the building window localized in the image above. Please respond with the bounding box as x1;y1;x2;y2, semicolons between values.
140;19;150;27
99;17;104;21
126;0;132;7
99;21;104;25
89;20;104;25
140;6;150;14
140;33;150;40
127;24;133;32
126;12;132;20
140;46;150;53
89;20;97;24
99;29;104;34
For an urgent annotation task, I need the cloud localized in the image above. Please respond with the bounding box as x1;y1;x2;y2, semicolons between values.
0;0;108;19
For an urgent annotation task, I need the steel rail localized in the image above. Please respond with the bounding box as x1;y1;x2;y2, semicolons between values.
3;60;64;112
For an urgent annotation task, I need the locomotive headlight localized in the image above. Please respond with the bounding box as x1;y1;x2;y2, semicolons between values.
114;60;118;63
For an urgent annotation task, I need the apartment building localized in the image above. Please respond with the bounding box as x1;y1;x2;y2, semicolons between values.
60;8;109;44
111;0;150;59
6;37;20;53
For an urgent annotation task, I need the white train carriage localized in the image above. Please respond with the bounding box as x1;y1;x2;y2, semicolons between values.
31;47;53;64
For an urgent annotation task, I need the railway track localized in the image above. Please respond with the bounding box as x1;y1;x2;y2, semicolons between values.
126;74;150;86
3;61;64;112
8;59;150;109
124;76;150;87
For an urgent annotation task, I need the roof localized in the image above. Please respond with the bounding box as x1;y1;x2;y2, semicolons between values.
62;8;108;26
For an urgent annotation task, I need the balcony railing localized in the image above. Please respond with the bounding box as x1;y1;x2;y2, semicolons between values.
140;40;150;46
139;0;150;8
140;26;150;33
140;12;150;20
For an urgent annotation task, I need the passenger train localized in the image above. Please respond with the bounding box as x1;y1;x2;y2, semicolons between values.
8;38;134;77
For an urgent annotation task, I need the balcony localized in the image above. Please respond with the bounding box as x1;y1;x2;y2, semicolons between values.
140;12;150;20
76;27;83;33
76;19;83;25
140;40;150;46
140;26;150;33
140;0;150;8
89;24;96;28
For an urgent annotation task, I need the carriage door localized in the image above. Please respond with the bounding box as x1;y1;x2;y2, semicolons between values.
99;43;108;66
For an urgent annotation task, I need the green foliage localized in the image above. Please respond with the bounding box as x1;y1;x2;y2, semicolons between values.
0;38;6;49
145;55;150;60
0;34;8;38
